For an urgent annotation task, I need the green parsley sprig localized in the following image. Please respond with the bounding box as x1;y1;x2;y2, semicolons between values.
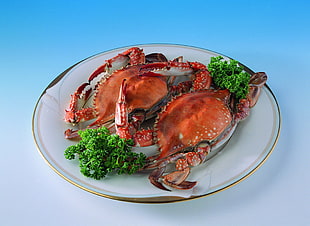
64;127;146;180
208;56;251;99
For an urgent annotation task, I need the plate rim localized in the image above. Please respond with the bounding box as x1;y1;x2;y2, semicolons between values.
32;43;281;204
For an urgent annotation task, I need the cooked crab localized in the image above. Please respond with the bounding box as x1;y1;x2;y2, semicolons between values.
64;47;212;146
145;72;267;190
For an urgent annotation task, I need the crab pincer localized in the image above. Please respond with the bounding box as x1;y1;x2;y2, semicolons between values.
147;146;210;191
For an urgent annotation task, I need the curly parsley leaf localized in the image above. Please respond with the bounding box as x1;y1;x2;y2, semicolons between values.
64;127;146;180
208;56;251;99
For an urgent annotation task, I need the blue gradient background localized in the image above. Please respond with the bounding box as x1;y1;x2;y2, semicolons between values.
1;0;309;225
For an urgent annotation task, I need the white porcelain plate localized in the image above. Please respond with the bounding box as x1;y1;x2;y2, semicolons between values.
32;44;281;203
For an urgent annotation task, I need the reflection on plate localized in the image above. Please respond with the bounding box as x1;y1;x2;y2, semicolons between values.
32;44;281;203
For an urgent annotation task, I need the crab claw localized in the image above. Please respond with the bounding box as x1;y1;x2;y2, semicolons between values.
235;72;267;121
139;61;212;93
146;143;211;191
149;167;171;191
88;47;144;81
235;99;251;121
247;72;267;107
115;79;132;140
162;168;197;190
148;161;197;190
64;82;96;124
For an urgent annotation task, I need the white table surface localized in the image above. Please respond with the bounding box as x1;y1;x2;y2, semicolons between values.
1;1;309;225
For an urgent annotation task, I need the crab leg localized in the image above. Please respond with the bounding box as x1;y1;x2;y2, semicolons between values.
88;47;145;81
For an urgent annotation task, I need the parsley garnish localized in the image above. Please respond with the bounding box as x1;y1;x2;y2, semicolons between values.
208;56;251;99
64;127;146;180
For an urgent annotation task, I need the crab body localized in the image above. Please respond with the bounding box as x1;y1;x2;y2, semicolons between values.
155;89;232;160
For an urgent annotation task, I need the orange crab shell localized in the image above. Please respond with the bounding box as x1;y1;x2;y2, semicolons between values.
154;89;232;160
93;65;168;125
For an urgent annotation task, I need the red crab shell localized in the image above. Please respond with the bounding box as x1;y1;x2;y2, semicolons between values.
92;65;168;126
154;89;233;160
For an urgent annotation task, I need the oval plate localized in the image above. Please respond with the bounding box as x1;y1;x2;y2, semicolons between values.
32;44;281;203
